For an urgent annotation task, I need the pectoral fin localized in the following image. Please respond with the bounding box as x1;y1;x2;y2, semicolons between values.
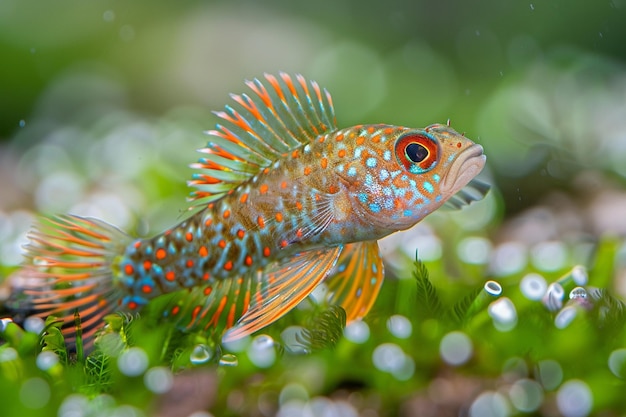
222;246;342;342
324;241;384;322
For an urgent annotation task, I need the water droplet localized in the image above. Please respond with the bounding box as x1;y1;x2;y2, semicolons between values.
36;351;59;371
219;354;238;367
144;366;174;394
608;348;626;379
58;394;89;417
117;347;149;376
0;347;18;362
469;391;511;417
24;316;45;334
530;3;535;10
440;331;473;366
279;383;309;405
344;321;370;344
485;280;503;296
556;380;593;417
19;119;26;128
457;236;492;264
488;297;518;331
103;10;115;22
520;273;547;300
190;344;213;365
20;377;51;409
569;287;587;300
372;343;406;373
536;359;563;390
386;315;412;339
509;378;544;412
557;266;588;291
554;306;577;329
542;283;565;311
248;335;276;368
531;241;567;272
490;242;527;276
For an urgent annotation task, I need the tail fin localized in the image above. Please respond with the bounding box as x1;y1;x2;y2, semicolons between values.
15;215;130;349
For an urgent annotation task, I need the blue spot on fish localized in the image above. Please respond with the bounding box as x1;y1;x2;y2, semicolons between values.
366;157;377;168
433;174;441;183
369;203;381;213
403;209;413;217
379;169;389;180
423;181;434;194
347;166;357;176
383;150;391;161
358;193;368;203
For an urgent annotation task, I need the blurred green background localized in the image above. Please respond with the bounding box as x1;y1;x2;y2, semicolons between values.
2;1;626;416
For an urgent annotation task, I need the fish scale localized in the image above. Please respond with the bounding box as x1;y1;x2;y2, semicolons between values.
13;73;487;348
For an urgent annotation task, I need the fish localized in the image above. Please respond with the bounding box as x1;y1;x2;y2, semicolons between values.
13;73;487;347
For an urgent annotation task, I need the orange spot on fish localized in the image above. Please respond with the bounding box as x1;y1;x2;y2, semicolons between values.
128;301;138;310
329;185;338;193
356;136;365;145
165;271;175;281
338;149;346;158
260;184;269;194
143;260;152;271
186;232;193;242
304;166;312;176
124;264;134;275
227;303;237;328
199;246;208;257
372;135;380;143
335;133;344;142
321;158;328;169
280;240;288;248
186;259;194;268
237;229;245;239
203;273;210;281
190;305;201;325
240;193;248;203
205;218;213;227
224;260;233;271
275;212;283;222
292;150;299;158
367;126;376;133
204;286;212;296
218;239;226;248
223;209;231;219
171;305;180;315
263;167;270;174
319;136;325;143
384;127;394;135
263;247;271;257
257;216;265;228
296;228;303;238
134;241;141;249
156;248;166;260
142;284;152;294
296;201;303;211
245;255;253;266
281;181;288;189
457;142;462;148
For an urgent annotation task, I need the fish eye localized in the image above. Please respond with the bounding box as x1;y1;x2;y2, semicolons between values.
395;133;439;173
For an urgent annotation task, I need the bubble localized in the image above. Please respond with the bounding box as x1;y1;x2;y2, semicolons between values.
19;377;50;409
24;316;45;334
502;357;528;381
103;10;115;22
554;306;578;329
531;241;568;272
556;380;593;417
440;331;473;366
542;283;565;312
221;335;250;353
58;393;89;417
219;354;238;367
344;321;370;344
144;367;174;394
19;119;26;128
372;343;406;373
509;378;544;412
457;237;493;264
569;287;587;300
117;347;149;377
279;383;309;405
536;359;563;390
469;391;511;417
520;273;547;300
0;347;18;362
190;344;214;365
608;348;626;379
247;335;276;368
490;242;527;276
488;298;518;331
36;351;59;371
386;315;412;339
570;266;588;286
393;355;415;381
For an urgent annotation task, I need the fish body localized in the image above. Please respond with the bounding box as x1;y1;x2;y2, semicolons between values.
15;74;487;346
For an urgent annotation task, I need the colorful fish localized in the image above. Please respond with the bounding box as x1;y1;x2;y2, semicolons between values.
14;73;487;347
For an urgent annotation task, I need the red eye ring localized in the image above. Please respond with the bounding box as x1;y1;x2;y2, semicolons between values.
394;133;439;173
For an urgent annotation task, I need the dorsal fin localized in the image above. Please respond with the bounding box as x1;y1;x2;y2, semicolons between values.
188;73;337;208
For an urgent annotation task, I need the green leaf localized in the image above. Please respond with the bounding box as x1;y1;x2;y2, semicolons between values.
449;287;482;324
296;305;347;351
412;256;443;319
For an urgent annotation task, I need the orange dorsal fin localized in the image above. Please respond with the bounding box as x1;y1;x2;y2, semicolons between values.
188;73;337;209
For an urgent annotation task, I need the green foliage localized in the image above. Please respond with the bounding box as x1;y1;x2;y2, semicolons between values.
296;305;347;351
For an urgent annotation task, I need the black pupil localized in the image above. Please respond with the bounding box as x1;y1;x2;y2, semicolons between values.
406;143;428;163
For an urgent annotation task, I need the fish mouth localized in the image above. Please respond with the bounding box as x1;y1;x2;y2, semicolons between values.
440;144;486;198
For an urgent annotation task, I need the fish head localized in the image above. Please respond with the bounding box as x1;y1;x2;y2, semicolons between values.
337;123;486;232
